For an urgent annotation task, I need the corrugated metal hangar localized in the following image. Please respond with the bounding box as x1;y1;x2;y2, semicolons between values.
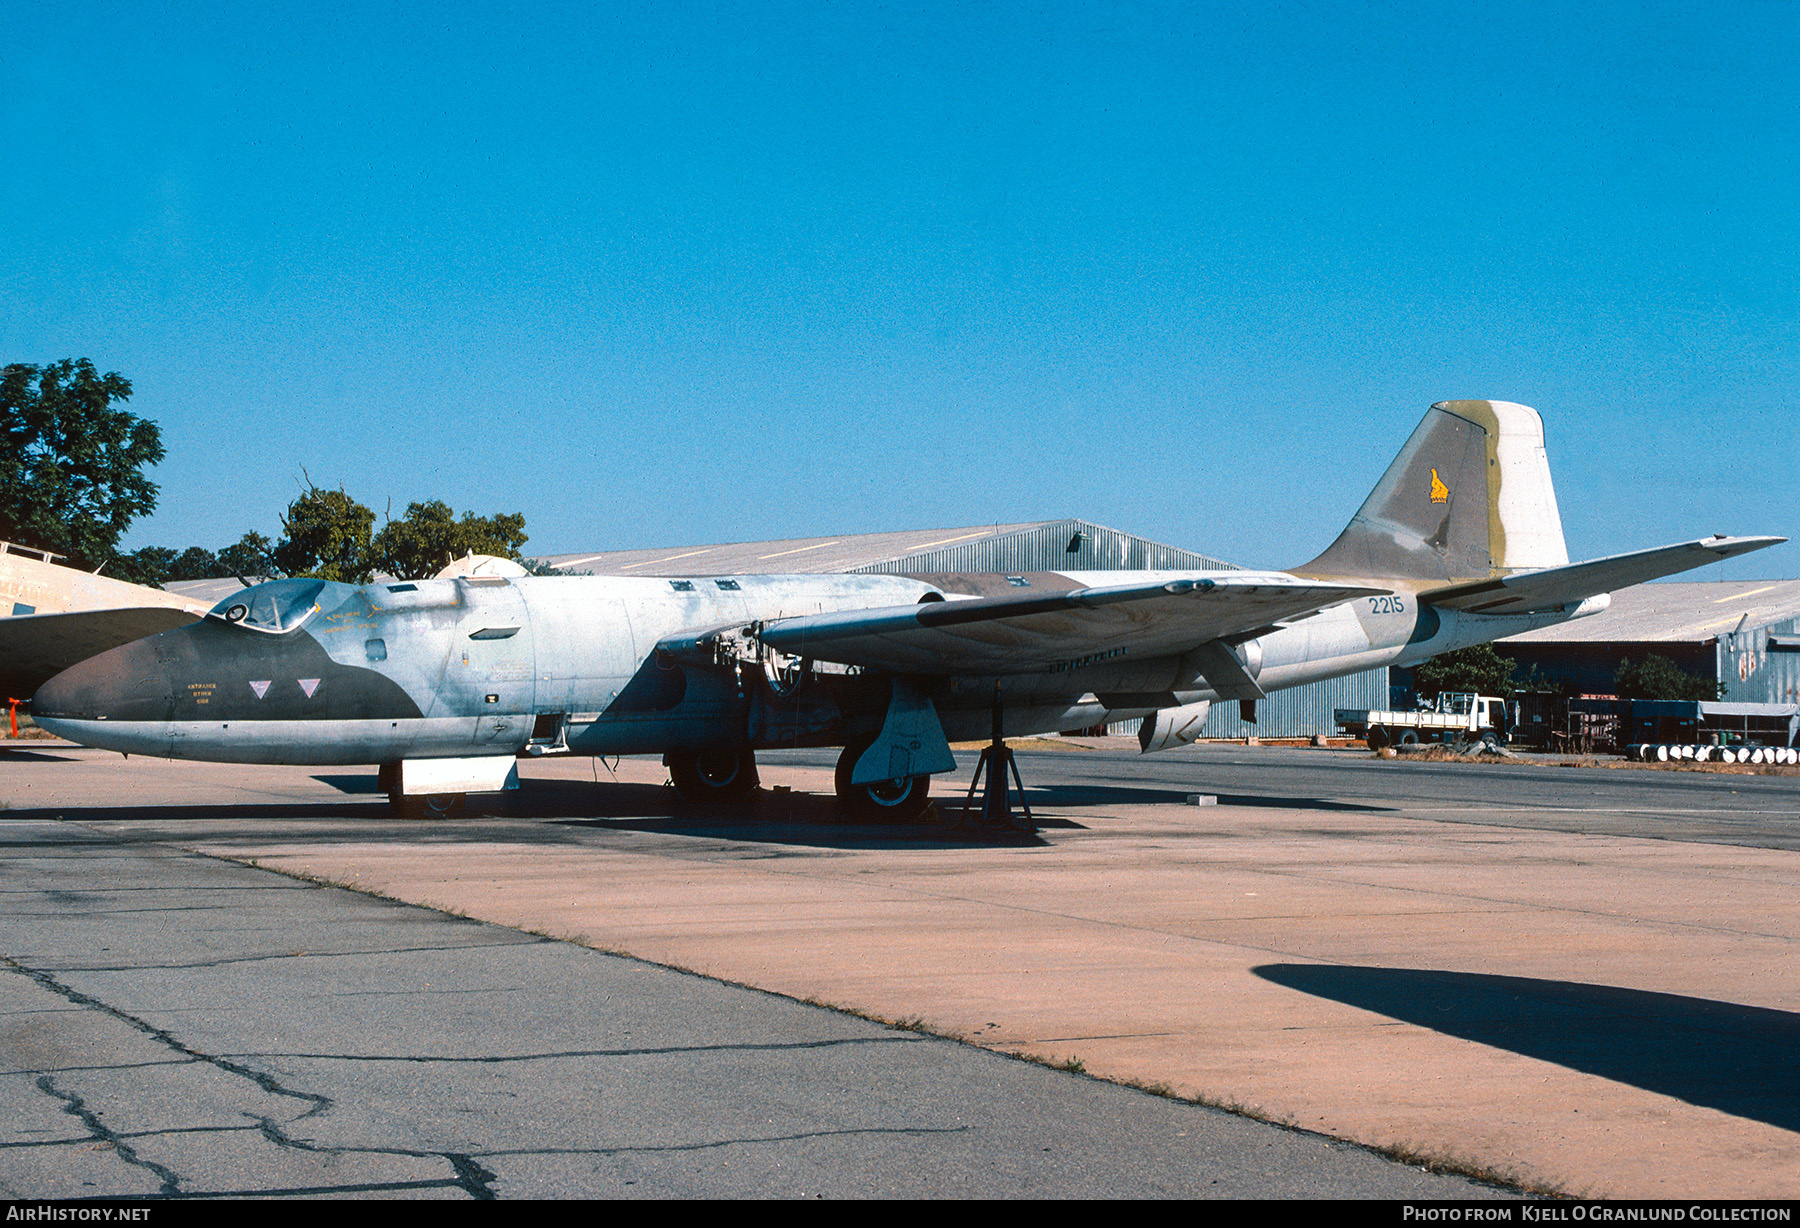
1499;580;1800;704
537;519;1238;578
540;520;1389;740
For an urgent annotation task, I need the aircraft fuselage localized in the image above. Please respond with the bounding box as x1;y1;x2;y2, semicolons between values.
30;569;1600;766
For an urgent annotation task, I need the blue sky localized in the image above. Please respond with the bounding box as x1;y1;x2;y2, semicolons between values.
3;1;1794;576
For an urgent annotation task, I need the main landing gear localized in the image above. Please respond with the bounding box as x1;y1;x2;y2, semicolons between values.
834;734;933;822
666;746;762;804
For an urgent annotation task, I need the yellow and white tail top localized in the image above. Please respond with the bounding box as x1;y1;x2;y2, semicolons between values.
1299;400;1782;612
1299;400;1569;584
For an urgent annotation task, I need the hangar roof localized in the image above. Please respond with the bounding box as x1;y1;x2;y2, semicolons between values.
1501;580;1800;645
537;524;1051;576
537;520;1236;577
162;520;1237;604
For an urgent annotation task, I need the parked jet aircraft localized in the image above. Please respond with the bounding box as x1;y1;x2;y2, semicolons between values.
31;401;1781;819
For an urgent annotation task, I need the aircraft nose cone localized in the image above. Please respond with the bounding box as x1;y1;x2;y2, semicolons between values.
32;636;175;724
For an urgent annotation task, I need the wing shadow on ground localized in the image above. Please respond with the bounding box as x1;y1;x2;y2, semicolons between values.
314;769;1382;817
1255;963;1800;1133
516;778;1055;848
297;774;1052;848
0;747;83;763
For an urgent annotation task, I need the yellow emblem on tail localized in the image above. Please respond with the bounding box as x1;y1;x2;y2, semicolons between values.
1429;468;1449;504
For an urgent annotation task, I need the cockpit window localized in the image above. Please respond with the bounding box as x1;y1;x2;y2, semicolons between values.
209;579;328;634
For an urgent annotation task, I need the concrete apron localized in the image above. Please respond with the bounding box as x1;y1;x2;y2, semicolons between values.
130;757;1800;1198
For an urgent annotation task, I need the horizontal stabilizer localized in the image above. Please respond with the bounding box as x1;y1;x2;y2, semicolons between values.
759;576;1384;675
1;607;201;699
1420;535;1786;614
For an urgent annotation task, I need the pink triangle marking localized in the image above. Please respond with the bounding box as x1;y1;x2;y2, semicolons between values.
298;678;320;698
249;680;271;699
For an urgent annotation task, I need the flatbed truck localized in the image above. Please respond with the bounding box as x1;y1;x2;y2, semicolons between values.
1335;692;1512;749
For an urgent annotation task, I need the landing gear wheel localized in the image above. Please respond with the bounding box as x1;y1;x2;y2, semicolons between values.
667;747;760;804
388;791;466;820
834;735;933;822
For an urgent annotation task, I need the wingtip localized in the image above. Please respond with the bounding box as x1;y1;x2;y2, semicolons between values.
1703;534;1787;554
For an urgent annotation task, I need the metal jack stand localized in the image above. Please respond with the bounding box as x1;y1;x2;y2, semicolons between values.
958;700;1035;832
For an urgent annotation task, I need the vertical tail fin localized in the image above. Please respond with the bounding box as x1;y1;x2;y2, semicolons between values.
1296;400;1568;584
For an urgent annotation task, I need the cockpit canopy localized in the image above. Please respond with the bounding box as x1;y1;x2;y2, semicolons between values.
207;578;329;634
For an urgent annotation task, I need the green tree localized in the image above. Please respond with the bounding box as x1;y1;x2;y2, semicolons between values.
370;500;528;580
272;485;377;583
111;545;180;587
99;533;282;589
1412;643;1518;699
1615;655;1725;701
0;359;163;568
217;532;279;580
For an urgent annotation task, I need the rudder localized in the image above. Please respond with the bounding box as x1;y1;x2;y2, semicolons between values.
1296;400;1568;584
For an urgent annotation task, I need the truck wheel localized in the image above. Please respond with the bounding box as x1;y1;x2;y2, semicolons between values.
1397;729;1419;746
1365;727;1390;751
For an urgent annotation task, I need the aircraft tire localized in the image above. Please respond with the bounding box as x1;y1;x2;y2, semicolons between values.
667;747;761;804
834;737;933;823
389;791;466;820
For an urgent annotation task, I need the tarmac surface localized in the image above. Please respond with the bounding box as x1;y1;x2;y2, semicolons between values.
3;737;1798;1198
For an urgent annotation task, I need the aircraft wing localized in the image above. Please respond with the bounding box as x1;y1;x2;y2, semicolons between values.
1420;535;1786;614
0;607;202;699
757;576;1385;675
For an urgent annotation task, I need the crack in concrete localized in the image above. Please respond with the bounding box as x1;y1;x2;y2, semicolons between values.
6;900;239;907
48;936;549;974
153;1176;473;1199
0;1121;265;1152
3;954;507;1199
472;1123;974;1158
233;1034;920;1065
253;1116;499;1200
447;1154;500;1200
36;1075;182;1197
1;954;332;1119
0;1059;226;1078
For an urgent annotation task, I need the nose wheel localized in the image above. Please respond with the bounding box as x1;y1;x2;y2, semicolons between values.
388;791;466;820
666;746;761;803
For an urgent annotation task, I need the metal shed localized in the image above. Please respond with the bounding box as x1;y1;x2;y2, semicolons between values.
1499;580;1800;703
540;519;1238;577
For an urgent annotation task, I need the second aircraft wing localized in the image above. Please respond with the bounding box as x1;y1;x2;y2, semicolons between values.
757;575;1386;675
1419;535;1785;614
0;606;203;699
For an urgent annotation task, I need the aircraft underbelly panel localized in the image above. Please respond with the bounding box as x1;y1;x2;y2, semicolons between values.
33;717;495;765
